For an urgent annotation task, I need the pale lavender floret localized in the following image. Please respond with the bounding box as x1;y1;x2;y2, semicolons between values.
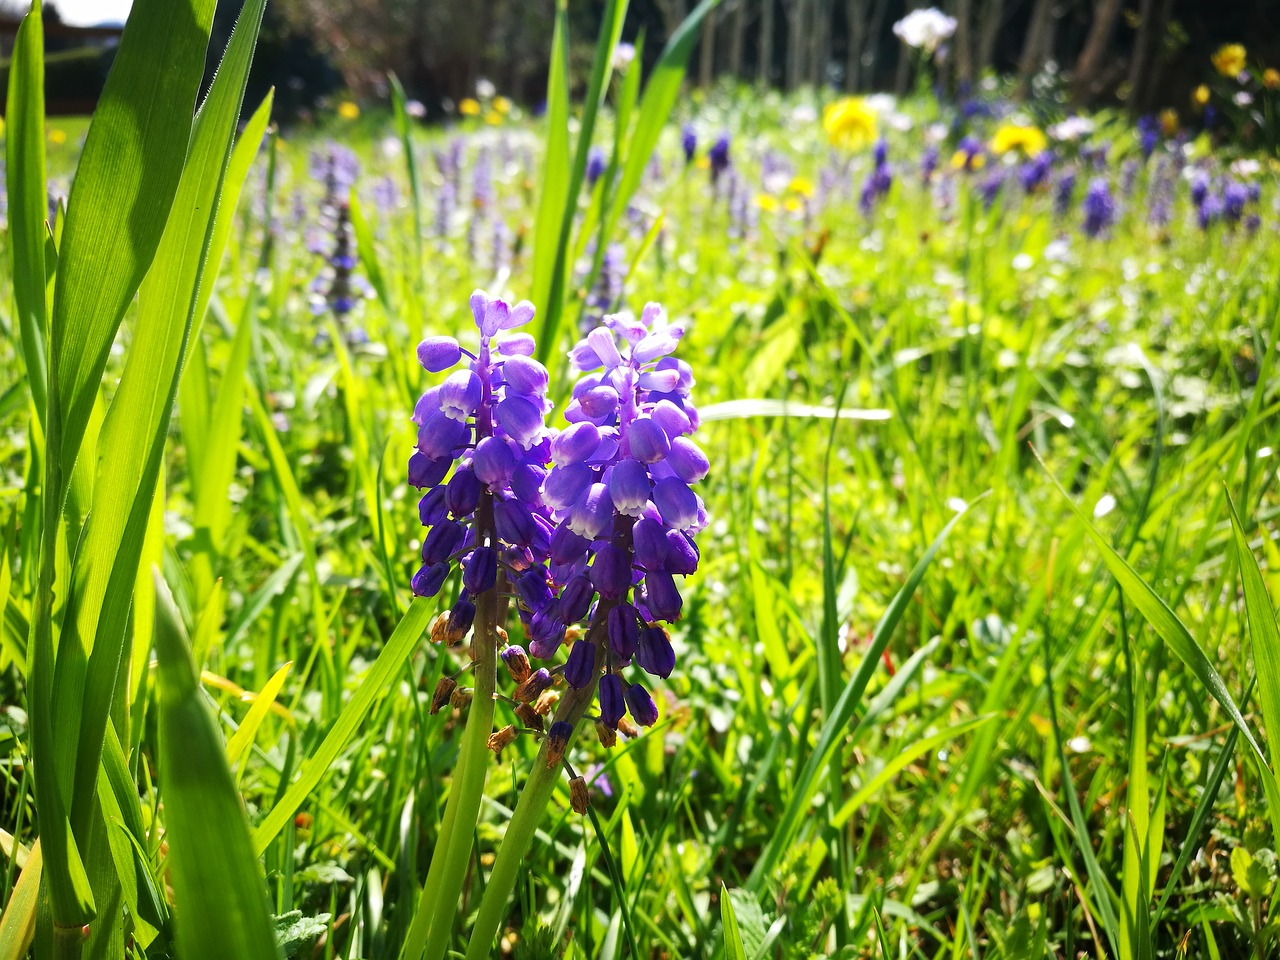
608;459;651;517
503;355;549;396
418;336;462;372
438;369;482;421
552;422;602;465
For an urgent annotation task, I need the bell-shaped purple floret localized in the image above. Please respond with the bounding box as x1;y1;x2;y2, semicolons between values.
543;463;593;514
625;683;659;727
609;459;651;517
650;399;691;439
418;410;469;459
516;568;555;613
511;462;548;506
599;674;626;727
496;395;544;449
628;417;671;464
563;640;595;689
591;542;631;599
528;608;566;659
418;486;449;525
608;603;640;659
412;387;441;424
632;327;683;364
437;369;482;421
412;561;450;598
502;355;550;397
579;384;620;420
418;335;462;372
421;520;465;565
497;332;535;356
636;624;675;678
638;368;682;392
559;573;595;623
645;569;683;621
569;483;613;539
495;498;537;547
552;421;602;465
653;477;698;530
446;467;483;518
472;436;517;487
632;517;669;570
463;546;498;595
587;327;623;369
409;451;452;489
666;437;709;483
551;521;592;565
664;529;699;575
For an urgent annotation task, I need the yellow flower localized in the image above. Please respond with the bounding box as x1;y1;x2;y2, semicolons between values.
1211;43;1246;79
990;123;1047;157
48;128;66;145
783;197;803;214
950;149;985;171
823;97;877;151
459;98;481;116
337;101;360;120
755;193;779;212
787;176;814;198
1265;68;1280;90
1159;108;1178;136
1193;84;1210;107
493;95;512;115
484;110;503;125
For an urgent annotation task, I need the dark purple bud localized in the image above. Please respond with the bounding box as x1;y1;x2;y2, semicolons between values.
417;335;462;372
608;603;641;659
502;355;549;397
418;486;449;525
653;477;698;530
502;644;532;683
409;451;451;488
472;436;517;487
551;421;602;465
545;719;574;767
559;573;595;623
417;410;470;459
591;543;631;600
516;568;555;613
664;530;699;575
636;624;675;678
437;369;482;421
563;640;596;689
645;569;683;621
609;459;651;517
463;546;497;594
496;395;544;449
529;608;566;659
542;463;593;512
513;667;553;703
666;437;709;483
446;467;483;518
599;674;626;727
625;683;659;727
412;561;450;598
632;517;669;570
421;519;465;564
569;483;613;539
550;521;591;565
628;417;671;463
495;498;537;547
448;597;476;636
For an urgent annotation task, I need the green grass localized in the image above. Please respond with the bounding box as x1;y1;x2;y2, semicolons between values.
2;13;1280;959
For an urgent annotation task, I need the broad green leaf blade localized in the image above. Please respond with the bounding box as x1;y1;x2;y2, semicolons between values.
226;660;293;771
721;883;747;960
1044;462;1268;768
0;839;41;960
252;598;435;853
57;0;270;845
746;502;974;892
529;1;570;321
50;0;218;485
5;1;48;420
153;570;280;960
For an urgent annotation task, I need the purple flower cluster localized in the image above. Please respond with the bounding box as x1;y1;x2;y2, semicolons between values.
1082;177;1115;238
860;139;893;215
709;133;731;185
1018;150;1054;194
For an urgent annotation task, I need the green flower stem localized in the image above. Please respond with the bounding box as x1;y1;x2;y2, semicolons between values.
463;609;613;960
400;499;501;960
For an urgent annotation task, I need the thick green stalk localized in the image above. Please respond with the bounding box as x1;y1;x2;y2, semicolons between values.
463;618;610;960
401;497;499;960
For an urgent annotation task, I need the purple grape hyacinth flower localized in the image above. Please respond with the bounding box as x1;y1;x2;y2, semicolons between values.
1082;177;1114;238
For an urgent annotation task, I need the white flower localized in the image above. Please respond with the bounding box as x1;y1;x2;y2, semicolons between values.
1234;90;1254;107
406;99;426;119
612;42;636;72
892;8;957;53
1231;158;1261;178
790;103;818;125
1047;116;1094;142
476;77;496;99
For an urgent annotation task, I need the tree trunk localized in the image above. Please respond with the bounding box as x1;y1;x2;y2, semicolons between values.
976;0;1005;78
863;0;890;86
1072;0;1124;103
1127;0;1168;112
699;4;717;88
759;0;775;86
954;0;974;89
785;0;806;90
845;0;866;89
808;0;828;86
728;0;749;80
1015;0;1053;97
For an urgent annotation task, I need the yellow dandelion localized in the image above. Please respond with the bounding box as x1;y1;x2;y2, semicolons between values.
950;149;985;171
459;98;481;117
783;197;803;214
493;95;512;115
1193;84;1210;107
484;110;503;125
822;97;877;151
755;193;780;213
990;123;1047;157
337;100;360;120
48;128;66;145
1264;68;1280;90
787;176;814;198
1211;43;1246;79
1159;108;1178;136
